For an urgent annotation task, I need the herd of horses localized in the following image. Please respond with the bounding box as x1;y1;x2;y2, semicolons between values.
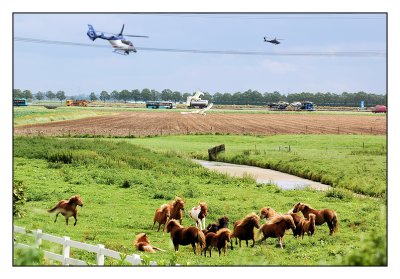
48;195;338;257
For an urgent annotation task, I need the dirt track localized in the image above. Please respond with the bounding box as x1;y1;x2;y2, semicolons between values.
14;111;386;137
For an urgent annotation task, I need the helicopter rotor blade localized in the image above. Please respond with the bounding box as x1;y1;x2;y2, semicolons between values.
119;24;125;36
124;34;149;38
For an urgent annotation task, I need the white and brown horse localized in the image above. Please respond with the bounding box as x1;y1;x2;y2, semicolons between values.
189;202;208;230
134;233;165;253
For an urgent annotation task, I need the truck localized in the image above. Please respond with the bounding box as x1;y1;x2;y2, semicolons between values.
66;100;88;107
186;91;209;109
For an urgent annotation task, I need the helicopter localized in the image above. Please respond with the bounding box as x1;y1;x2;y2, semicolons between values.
87;24;148;55
264;37;283;45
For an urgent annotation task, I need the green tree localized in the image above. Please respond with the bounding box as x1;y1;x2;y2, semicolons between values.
119;90;131;103
171;91;182;102
89;92;98;101
13;89;23;99
131;89;141;102
34;91;45;101
22;90;33;100
110;90;120;102
99;91;110;103
161;89;173;101
56;91;66;102
151;89;160;101
141;88;152;101
45;90;55;100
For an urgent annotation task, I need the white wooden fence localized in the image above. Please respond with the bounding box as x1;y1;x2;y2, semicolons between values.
14;225;157;266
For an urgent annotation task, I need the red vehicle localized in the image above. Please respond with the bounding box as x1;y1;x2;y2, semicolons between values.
372;105;387;113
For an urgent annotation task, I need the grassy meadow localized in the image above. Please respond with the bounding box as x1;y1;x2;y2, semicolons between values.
13;137;386;266
120;134;386;198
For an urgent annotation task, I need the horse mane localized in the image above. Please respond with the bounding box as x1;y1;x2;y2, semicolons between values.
68;195;82;204
267;214;294;225
215;228;231;237
134;233;149;245
160;204;170;212
237;213;259;227
167;219;183;229
172;197;184;207
298;202;313;210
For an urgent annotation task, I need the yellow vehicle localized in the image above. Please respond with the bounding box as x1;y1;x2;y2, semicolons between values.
66;100;88;107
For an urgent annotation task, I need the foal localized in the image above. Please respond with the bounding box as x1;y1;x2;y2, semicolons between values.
134;233;165;253
259;215;296;249
166;219;206;255
48;195;83;226
170;197;185;225
189;202;208;230
299;213;316;239
291;202;338;235
204;228;231;257
203;216;229;235
152;203;171;232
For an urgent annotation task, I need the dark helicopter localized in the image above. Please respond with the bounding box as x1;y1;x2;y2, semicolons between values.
264;37;283;45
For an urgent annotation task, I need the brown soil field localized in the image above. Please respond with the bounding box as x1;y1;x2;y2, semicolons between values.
14;111;386;137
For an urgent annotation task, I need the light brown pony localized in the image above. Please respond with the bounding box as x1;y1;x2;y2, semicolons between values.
258;214;296;249
170;197;185;225
291;202;338;235
152;204;171;232
134;233;165;253
259;207;304;238
204;228;231;257
48;195;83;226
166;219;206;255
298;213;316;239
230;213;260;249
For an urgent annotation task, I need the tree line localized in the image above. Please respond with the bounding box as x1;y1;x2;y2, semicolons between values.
13;88;387;107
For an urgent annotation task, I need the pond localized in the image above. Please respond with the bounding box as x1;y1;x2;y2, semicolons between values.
193;159;331;190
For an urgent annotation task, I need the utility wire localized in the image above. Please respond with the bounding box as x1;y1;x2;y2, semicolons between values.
14;36;385;57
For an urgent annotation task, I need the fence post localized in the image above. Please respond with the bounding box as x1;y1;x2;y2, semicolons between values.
63;236;70;266
34;229;42;248
97;244;105;265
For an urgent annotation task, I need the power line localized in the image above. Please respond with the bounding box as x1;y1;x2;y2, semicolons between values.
14;36;385;57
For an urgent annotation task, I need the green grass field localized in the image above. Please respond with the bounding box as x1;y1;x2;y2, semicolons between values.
118;134;386;198
13;137;386;266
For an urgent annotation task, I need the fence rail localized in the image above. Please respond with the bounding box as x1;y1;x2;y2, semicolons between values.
13;225;154;266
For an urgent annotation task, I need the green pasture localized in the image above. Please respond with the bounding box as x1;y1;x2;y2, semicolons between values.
13;137;386;266
119;134;386;198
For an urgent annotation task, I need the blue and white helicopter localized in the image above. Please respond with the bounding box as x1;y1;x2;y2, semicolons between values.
87;24;148;55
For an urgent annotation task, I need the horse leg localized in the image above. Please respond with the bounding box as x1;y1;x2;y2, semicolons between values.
245;240;248;247
202;218;206;231
65;217;69;226
73;213;78;226
157;223;161;232
239;240;242;247
151;220;156;230
251;237;256;247
192;243;196;255
54;213;59;223
328;221;334;235
279;237;283;249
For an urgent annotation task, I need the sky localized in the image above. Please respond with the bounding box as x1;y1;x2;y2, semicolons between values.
13;13;387;96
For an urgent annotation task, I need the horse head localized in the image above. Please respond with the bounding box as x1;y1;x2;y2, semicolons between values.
174;197;185;210
199;202;208;217
206;223;219;234
70;195;83;207
166;219;181;233
292;202;303;213
218;216;229;229
260;207;276;220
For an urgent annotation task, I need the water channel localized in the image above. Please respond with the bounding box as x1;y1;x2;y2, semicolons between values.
193;159;331;191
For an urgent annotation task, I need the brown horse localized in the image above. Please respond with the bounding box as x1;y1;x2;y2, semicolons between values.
259;214;296;249
48;195;83;226
291;202;338;235
170;197;185;225
204;228;231;257
203;216;229;235
134;233;165;253
259;207;303;238
166;219;206;255
298;213;316;239
152;203;171;232
230;213;260;249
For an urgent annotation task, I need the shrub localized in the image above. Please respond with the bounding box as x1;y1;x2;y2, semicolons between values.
13;180;26;218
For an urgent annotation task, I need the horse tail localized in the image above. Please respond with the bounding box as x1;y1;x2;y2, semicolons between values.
48;204;59;213
197;229;206;251
332;211;339;233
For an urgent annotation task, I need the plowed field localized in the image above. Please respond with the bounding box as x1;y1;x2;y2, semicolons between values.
14;111;386;137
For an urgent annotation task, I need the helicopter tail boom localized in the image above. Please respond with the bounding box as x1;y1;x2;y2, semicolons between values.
87;24;100;41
